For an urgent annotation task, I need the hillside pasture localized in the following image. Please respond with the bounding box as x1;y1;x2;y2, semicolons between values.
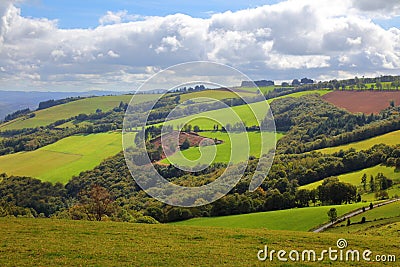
315;129;400;154
326;201;400;235
300;165;399;190
0;94;158;131
162;90;331;131
173;202;367;231
179;89;256;103
0;132;124;183
160;131;283;166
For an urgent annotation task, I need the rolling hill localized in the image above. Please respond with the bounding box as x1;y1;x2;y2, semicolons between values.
0;132;125;183
325;200;400;235
0;94;158;131
179;89;257;103
300;164;399;190
161;131;283;166
172;202;367;231
162;90;330;131
315;129;400;154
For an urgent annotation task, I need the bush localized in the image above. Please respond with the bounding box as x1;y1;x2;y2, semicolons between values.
134;216;159;224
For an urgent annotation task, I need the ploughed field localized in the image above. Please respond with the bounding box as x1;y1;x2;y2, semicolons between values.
322;91;400;114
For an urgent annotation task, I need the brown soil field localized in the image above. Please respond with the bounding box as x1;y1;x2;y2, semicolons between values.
150;131;221;159
322;90;400;114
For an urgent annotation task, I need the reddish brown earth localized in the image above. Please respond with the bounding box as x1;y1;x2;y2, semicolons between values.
150;131;221;159
322;91;400;114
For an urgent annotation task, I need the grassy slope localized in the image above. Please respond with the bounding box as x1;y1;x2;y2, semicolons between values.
325;216;400;237
300;165;399;190
0;132;124;183
161;131;283;165
173;202;367;231
239;86;277;94
326;201;400;235
0;94;159;131
315;130;400;154
179;90;256;103
163;90;331;131
0;218;398;267
362;185;400;201
350;200;400;222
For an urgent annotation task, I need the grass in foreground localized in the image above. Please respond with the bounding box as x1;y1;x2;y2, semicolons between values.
0;94;158;131
0;218;398;266
315;130;400;154
0;132;124;183
172;202;367;231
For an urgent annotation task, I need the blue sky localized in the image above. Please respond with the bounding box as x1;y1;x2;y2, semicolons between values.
19;0;281;29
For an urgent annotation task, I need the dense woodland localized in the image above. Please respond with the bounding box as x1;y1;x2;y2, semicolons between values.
1;77;400;222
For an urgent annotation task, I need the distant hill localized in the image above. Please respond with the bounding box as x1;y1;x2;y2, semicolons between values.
0;90;130;121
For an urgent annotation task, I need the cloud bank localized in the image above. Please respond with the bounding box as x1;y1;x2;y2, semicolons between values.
0;0;399;91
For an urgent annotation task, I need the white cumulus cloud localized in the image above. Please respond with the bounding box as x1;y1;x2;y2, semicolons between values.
0;0;399;91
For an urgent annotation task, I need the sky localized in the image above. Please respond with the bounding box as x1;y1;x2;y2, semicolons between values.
0;0;399;92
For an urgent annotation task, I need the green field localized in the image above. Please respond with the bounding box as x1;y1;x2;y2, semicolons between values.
315;130;400;154
173;202;367;231
239;86;277;94
161;131;283;166
350;200;400;222
362;185;400;201
344;82;395;90
325;216;400;237
179;89;256;103
326;201;400;235
300;165;400;190
0;94;159;131
0;218;398;266
162;90;331;131
0;132;124;183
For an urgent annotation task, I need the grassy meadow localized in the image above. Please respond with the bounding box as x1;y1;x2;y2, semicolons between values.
162;90;331;131
0;94;159;131
239;86;277;94
0;132;124;183
179;89;256;103
325;201;400;235
349;200;400;222
315;130;400;154
0;218;398;266
300;165;399;190
173;202;367;231
160;131;283;166
362;185;400;201
325;216;400;237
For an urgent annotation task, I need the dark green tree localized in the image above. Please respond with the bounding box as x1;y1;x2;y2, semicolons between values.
327;208;337;223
